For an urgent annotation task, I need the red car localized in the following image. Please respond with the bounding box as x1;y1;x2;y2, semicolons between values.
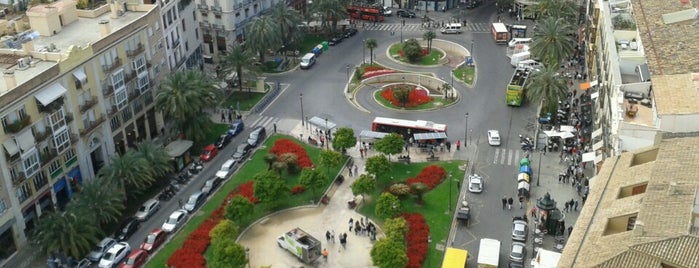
199;144;218;162
140;229;167;253
118;249;148;268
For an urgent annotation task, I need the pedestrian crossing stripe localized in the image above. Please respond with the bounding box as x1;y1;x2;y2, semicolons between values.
251;116;279;128
492;148;522;166
363;22;491;33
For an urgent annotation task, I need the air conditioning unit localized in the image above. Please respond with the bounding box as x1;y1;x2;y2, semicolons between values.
16;57;30;70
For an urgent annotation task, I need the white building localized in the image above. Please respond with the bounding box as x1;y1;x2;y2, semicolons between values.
152;0;203;70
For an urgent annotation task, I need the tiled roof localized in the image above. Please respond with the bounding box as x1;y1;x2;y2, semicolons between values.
595;250;658;268
631;235;699;268
652;74;699;115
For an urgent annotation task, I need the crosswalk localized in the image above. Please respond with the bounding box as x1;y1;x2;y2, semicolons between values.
491;148;524;166
250;115;280;129
363;22;491;33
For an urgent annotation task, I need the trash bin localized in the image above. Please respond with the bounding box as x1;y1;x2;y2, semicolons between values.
322;41;329;51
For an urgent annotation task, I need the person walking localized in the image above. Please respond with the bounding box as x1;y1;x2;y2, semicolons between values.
325;230;331;242
501;196;507;210
330;229;335;244
322;248;329;263
568;226;574;237
519;196;524;209
353;165;358;176
349;218;354;232
507;197;514;210
564;201;570;212
273;123;277;133
574;200;579;211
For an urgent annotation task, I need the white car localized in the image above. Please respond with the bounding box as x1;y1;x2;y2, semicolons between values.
383;6;392;16
468;174;483;193
162;209;188;233
215;159;237;179
487;130;501;146
98;242;130;268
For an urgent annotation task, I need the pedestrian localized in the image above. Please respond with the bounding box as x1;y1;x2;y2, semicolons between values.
530;207;537;219
456;140;461;150
564;201;570;212
569;199;575;210
446;141;451;152
507;197;513;210
359;148;364;158
330;229;335;244
348;167;353;177
349;218;354;232
178;198;183;208
519;196;524;209
340;233;347;249
325;230;331;242
568;226;574;237
574;200;579;211
353;165;358;176
501;196;507;210
220;112;225;122
322;248;329;263
273;123;277;133
354;221;360;235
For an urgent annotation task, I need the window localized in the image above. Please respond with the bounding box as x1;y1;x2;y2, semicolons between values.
155;22;160;30
63;148;76;163
9;166;19;182
110;116;120;131
143;90;153;105
138;75;150;94
111;69;125;90
182;19;186;31
16;183;31;203
122;106;133;122
604;213;639;236
0;199;6;215
115;89;128;110
162;14;167;28
49;108;66;132
133;99;143;114
134;56;147;74
148;27;153;37
48;159;61;174
22;150;40;178
33;172;48;190
618;183;647;198
52;128;71;153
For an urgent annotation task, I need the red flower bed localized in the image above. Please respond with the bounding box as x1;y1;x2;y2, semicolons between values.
362;69;396;79
363;65;386;72
403;213;429;268
406;165;446;189
397;48;431;58
380;86;433;107
270;138;313;168
291;185;306;194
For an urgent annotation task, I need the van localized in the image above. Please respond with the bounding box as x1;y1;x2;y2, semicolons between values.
508;38;533;48
247;126;267;147
517;59;543;70
440;23;462;34
510;51;531;67
300;53;316;69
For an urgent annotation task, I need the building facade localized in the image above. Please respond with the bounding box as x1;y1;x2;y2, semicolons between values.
0;0;167;261
149;0;203;70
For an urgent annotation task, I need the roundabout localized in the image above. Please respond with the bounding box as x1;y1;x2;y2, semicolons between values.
373;82;457;111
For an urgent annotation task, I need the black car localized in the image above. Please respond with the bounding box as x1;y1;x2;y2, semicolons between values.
396;9;416;18
215;133;233;149
232;143;252;161
247;126;267;147
344;28;358;38
115;217;140;241
328;34;344;46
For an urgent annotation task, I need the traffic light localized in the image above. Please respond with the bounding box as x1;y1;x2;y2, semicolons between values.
402;19;405;26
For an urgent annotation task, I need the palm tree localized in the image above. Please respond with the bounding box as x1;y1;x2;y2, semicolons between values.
527;0;577;20
71;177;125;225
31;210;102;259
98;151;153;198
311;0;347;33
219;45;257;92
423;30;436;52
525;64;569;109
392;86;410;107
271;2;303;48
530;17;575;67
246;16;281;63
365;38;378;64
136;141;172;178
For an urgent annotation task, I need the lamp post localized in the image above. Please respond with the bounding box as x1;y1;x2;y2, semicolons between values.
325;118;329;149
245;248;251;268
300;93;305;127
363;39;366;64
346;64;350;82
448;172;453;211
470;40;474;58
537;151;542;186
401;19;405;43
464;113;469;147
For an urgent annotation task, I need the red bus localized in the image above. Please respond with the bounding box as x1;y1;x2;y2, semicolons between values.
371;117;447;137
347;4;385;22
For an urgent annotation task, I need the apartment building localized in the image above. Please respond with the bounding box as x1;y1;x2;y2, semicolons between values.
0;0;167;260
558;135;699;267
145;0;202;70
583;0;699;163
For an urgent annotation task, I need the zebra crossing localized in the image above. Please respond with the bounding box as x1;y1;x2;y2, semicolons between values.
492;148;523;166
250;115;280;129
363;22;491;33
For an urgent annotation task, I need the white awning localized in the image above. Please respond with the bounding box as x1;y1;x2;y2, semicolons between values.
17;131;35;152
582;152;596;162
2;139;19;156
559;125;577;133
72;69;87;85
35;83;67;106
308;116;336;131
594;154;604;164
591;128;602;139
593;141;604;151
560;132;575;139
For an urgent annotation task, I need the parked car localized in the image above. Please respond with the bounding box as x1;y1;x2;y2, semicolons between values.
199;144;219;162
98;242;131;268
162;209;188;233
229;120;245;137
232;143;252;161
511;220;528;242
468;174;483;193
140;229;167;253
382;6;392;16
87;238;117;262
487;130;501;146
215;133;233;149
328;34;344;46
134;199;160;221
247;126;267;147
344;28;358;38
201;177;223;196
216;159;238;179
183;191;206;212
74;258;91;268
396;9;416;18
118;249;148;268
115;217;140;241
509;242;527;263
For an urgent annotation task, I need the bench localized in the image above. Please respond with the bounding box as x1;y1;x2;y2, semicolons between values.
397;158;411;164
427;156;440;161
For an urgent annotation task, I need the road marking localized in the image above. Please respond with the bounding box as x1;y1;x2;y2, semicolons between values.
493;149;500;164
507;149;514;165
500;149;507;164
250;117;264;126
514;150;521;165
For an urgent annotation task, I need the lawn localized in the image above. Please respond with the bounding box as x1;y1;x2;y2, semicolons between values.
374;89;457;110
289;34;327;55
146;134;347;268
389;43;444;65
223;91;267;112
357;160;466;268
453;65;475;86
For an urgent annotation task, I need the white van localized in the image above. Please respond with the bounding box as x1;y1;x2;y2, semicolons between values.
440;23;462;34
517;59;543;70
510;51;531;67
300;53;316;69
508;37;533;48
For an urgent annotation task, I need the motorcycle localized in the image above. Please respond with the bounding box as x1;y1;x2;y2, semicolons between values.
189;160;204;175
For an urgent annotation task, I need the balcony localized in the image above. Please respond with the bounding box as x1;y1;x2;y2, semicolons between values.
102;58;123;74
125;71;137;84
79;115;106;137
199;22;211;29
170;38;181;50
65;114;74;124
198;3;209;10
79;97;98;113
129;91;140;102
107;105;118;116
11;172;26;187
103;84;115;96
40;148;59;165
127;43;145;58
38;98;64;114
34;129;50;143
5;116;32;134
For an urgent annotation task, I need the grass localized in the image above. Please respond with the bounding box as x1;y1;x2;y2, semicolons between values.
453;65;475;86
223;91;267;112
357;160;466;268
290;34;327;54
389;43;444;65
146;134;347;268
373;89;457;110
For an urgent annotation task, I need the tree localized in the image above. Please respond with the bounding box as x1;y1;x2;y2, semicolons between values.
319;149;342;178
210;219;241;245
299;168;326;197
365;38;378;64
31;210;102;259
402;38;422;63
375;192;402;219
210;238;248;268
374;133;405;160
423;30;436;52
271;161;288;176
245;16;281;63
224;196;255;224
219;45;257;92
97;151;153;198
71;177;125;225
263;154;278;170
410;182;429;205
525;64;569;110
441;82;451;98
332;127;357;153
382;217;408;239
527;0;577;20
310;0;347;33
135;141;172;178
253;171;289;208
365;154;390;179
371;237;408;268
392;85;411;107
351;174;376;198
530;17;575;67
278;153;299;174
271;2;303;48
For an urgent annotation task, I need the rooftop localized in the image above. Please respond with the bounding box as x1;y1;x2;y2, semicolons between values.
652;73;699;115
622;98;653;126
559;136;699;267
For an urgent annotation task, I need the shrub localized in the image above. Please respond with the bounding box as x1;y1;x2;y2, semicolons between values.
291;185;306;194
380;86;432;107
388;183;411;196
403;213;429;268
406;165;447;189
270;139;313;168
362;69;395;79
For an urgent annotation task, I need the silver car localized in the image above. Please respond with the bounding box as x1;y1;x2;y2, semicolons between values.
87;237;116;262
509;242;527;263
511;220;528;242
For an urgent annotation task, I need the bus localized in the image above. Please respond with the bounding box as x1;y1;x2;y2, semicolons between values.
505;66;531;106
441;247;468;268
371;117;447;137
347;3;385;22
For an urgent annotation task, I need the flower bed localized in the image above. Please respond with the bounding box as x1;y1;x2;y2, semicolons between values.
398;48;431;58
363;69;396;79
403;213;429;268
380;85;433;108
406;165;447;189
270;138;313;168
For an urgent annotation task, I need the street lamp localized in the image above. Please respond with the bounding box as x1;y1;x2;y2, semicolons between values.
464;113;469;148
363;39;366;64
300;93;305;127
448;172;453;211
537;151;542;186
245;248;251;268
401;19;405;43
470;41;474;58
346;64;350;83
325;118;329;149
